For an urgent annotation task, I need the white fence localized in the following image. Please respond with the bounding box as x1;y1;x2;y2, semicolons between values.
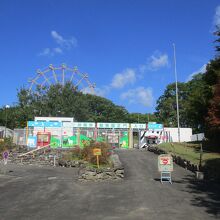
190;133;205;142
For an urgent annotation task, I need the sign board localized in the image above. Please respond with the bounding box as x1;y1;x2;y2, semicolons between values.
148;123;163;130
2;151;9;159
97;123;129;129
27;136;37;148
2;151;9;165
93;148;102;156
62;122;95;128
158;154;173;172
131;124;146;129
28;121;62;127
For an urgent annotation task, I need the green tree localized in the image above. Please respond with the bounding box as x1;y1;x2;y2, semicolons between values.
127;113;159;124
1;82;131;128
204;58;220;142
156;82;188;127
185;73;212;132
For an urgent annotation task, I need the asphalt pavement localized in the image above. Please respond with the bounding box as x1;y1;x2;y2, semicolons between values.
0;149;219;220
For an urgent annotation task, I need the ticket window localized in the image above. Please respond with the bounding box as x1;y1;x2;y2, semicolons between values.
37;132;51;148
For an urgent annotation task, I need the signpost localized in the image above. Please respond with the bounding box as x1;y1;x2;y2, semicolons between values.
93;148;102;169
2;151;9;165
158;154;173;184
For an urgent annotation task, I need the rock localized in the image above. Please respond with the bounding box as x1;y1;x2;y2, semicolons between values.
96;173;104;179
196;171;204;180
115;169;124;175
85;173;97;180
58;160;66;167
85;171;96;176
110;154;123;169
106;171;114;176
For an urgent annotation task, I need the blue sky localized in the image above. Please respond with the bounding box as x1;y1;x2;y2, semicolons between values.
0;0;220;113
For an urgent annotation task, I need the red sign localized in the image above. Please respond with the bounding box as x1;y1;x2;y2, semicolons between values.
162;158;169;165
159;156;171;165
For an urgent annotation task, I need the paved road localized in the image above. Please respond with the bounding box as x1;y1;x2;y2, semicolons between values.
0;149;219;220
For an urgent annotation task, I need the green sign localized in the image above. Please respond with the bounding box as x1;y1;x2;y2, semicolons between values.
63;122;95;128
97;123;129;129
131;124;146;129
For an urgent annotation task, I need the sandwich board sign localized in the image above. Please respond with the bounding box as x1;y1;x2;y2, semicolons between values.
158;154;173;184
158;154;173;172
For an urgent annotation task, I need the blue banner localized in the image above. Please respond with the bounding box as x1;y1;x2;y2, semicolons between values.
28;121;62;127
148;123;163;130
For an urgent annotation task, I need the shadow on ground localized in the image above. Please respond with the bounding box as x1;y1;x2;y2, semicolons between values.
182;172;220;217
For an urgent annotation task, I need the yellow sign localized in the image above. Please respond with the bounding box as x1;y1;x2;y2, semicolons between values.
93;148;102;156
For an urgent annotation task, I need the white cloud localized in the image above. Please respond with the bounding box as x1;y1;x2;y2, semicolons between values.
53;47;63;54
38;48;51;56
214;5;220;28
51;30;77;49
94;86;110;97
82;86;110;97
111;68;136;89
38;47;63;56
137;51;169;74
38;30;77;56
147;51;169;71
120;87;153;107
186;64;207;81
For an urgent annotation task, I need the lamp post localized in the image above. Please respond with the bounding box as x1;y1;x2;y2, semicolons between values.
173;43;180;142
4;105;10;138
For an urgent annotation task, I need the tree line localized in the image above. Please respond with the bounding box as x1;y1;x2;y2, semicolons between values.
0;82;157;129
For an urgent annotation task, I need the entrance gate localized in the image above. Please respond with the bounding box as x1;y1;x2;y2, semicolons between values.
26;121;130;149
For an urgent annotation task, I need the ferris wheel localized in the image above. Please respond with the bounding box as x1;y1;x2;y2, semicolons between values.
28;64;96;94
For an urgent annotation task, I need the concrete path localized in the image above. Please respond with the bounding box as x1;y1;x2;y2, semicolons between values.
0;149;219;220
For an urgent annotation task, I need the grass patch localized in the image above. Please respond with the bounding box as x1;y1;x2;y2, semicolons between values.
157;142;220;166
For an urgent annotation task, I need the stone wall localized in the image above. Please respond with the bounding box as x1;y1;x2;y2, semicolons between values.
78;153;124;182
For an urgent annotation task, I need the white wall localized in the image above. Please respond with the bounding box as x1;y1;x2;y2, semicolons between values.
164;127;192;142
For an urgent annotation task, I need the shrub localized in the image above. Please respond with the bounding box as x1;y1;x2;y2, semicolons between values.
61;146;83;161
0;137;16;156
71;146;83;160
81;141;112;166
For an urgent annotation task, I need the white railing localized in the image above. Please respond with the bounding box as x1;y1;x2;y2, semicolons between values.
18;143;54;157
17;143;57;166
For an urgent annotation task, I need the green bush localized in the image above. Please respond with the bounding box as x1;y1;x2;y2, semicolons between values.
71;146;83;160
0;137;16;157
81;141;112;166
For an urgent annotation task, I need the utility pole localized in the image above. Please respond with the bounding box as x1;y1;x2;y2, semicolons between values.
173;43;180;142
4;105;10;138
